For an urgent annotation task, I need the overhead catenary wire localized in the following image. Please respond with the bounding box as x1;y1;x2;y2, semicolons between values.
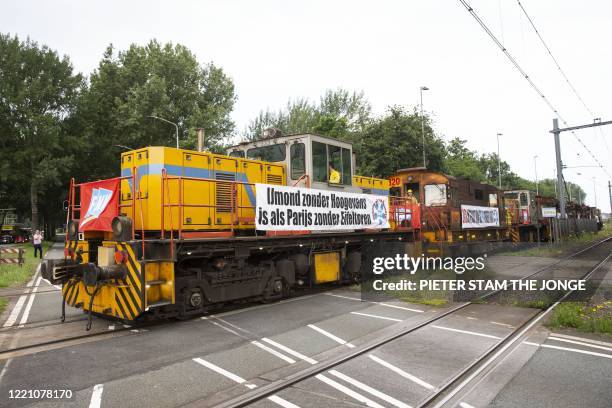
457;0;612;180
515;0;612;160
515;0;594;118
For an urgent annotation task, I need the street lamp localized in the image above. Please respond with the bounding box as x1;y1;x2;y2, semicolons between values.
420;86;429;168
148;115;179;148
533;155;539;195
496;132;502;189
114;144;133;151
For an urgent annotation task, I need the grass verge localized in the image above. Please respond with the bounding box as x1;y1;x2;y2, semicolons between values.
501;222;612;258
547;301;612;336
0;241;52;314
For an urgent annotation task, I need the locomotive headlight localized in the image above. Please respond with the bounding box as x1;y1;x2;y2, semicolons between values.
67;220;79;240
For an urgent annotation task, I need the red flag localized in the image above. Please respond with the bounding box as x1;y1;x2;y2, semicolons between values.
79;178;120;232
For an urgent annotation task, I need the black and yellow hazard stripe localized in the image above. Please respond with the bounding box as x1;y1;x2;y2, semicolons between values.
113;242;144;321
62;279;80;307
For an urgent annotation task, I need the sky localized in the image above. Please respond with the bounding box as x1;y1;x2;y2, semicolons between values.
2;0;611;211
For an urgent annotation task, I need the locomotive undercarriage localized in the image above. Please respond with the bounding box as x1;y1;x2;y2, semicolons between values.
130;231;413;321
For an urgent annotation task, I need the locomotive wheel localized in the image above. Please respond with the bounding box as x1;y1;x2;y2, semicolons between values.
261;278;286;303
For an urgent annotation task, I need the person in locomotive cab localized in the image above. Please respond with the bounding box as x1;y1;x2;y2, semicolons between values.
329;164;341;184
406;189;419;205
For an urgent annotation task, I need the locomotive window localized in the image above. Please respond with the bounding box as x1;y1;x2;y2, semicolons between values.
290;143;305;180
312;141;352;185
342;147;352;185
505;192;518;199
520;192;528;206
247;143;286;162
229;150;244;158
424;184;447;206
474;189;484;200
489;193;498;207
312;141;328;182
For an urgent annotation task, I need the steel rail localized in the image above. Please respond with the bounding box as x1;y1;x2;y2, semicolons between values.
421;249;612;408
206;235;611;408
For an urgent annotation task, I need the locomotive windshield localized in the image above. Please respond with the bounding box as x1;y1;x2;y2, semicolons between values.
424;184;447;206
246;143;286;162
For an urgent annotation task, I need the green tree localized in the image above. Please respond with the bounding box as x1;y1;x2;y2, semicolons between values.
244;88;371;141
74;40;236;179
356;106;445;178
0;34;83;231
444;138;485;181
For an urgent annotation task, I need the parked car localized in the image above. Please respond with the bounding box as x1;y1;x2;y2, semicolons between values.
14;234;29;243
0;234;14;244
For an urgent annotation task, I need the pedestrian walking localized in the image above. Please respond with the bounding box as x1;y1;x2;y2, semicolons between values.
33;230;43;259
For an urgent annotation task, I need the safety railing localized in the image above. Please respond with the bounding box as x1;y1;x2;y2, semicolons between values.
389;197;421;231
160;170;258;241
420;205;448;241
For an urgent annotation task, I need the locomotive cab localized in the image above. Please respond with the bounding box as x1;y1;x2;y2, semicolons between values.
228;132;380;194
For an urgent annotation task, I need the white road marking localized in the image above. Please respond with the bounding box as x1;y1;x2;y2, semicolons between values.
0;358;13;384
193;358;257;387
267;395;301;408
490;321;514;328
431;325;502;340
529;343;612;359
466;317;478;320
551;332;612;348
252;341;296;364
3;268;38;327
108;325;115;331
316;374;385;408
307;324;355;348
261;338;318;364
213;294;318;318
211;321;241;336
2;292;29;327
324;293;363;301
351;312;402;322
42;277;62;290
89;384;104;408
368;355;435;390
19;276;42;326
192;358;299;407
459;402;476;408
329;370;412;408
548;336;612;352
213;316;251;333
377;303;424;313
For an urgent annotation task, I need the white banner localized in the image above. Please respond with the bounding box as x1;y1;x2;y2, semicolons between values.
541;207;557;218
255;184;389;231
461;205;500;228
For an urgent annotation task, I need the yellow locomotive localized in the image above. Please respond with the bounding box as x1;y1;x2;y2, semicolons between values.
43;133;416;328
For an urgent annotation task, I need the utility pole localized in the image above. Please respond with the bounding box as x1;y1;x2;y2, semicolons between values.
496;132;502;189
420;86;429;168
552;118;566;218
592;177;597;207
534;155;539;195
549;117;612;217
609;180;612;214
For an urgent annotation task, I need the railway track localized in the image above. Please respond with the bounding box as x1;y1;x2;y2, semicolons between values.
1;237;609;375
201;236;611;408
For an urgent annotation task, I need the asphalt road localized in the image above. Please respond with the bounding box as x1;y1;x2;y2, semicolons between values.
0;242;609;408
